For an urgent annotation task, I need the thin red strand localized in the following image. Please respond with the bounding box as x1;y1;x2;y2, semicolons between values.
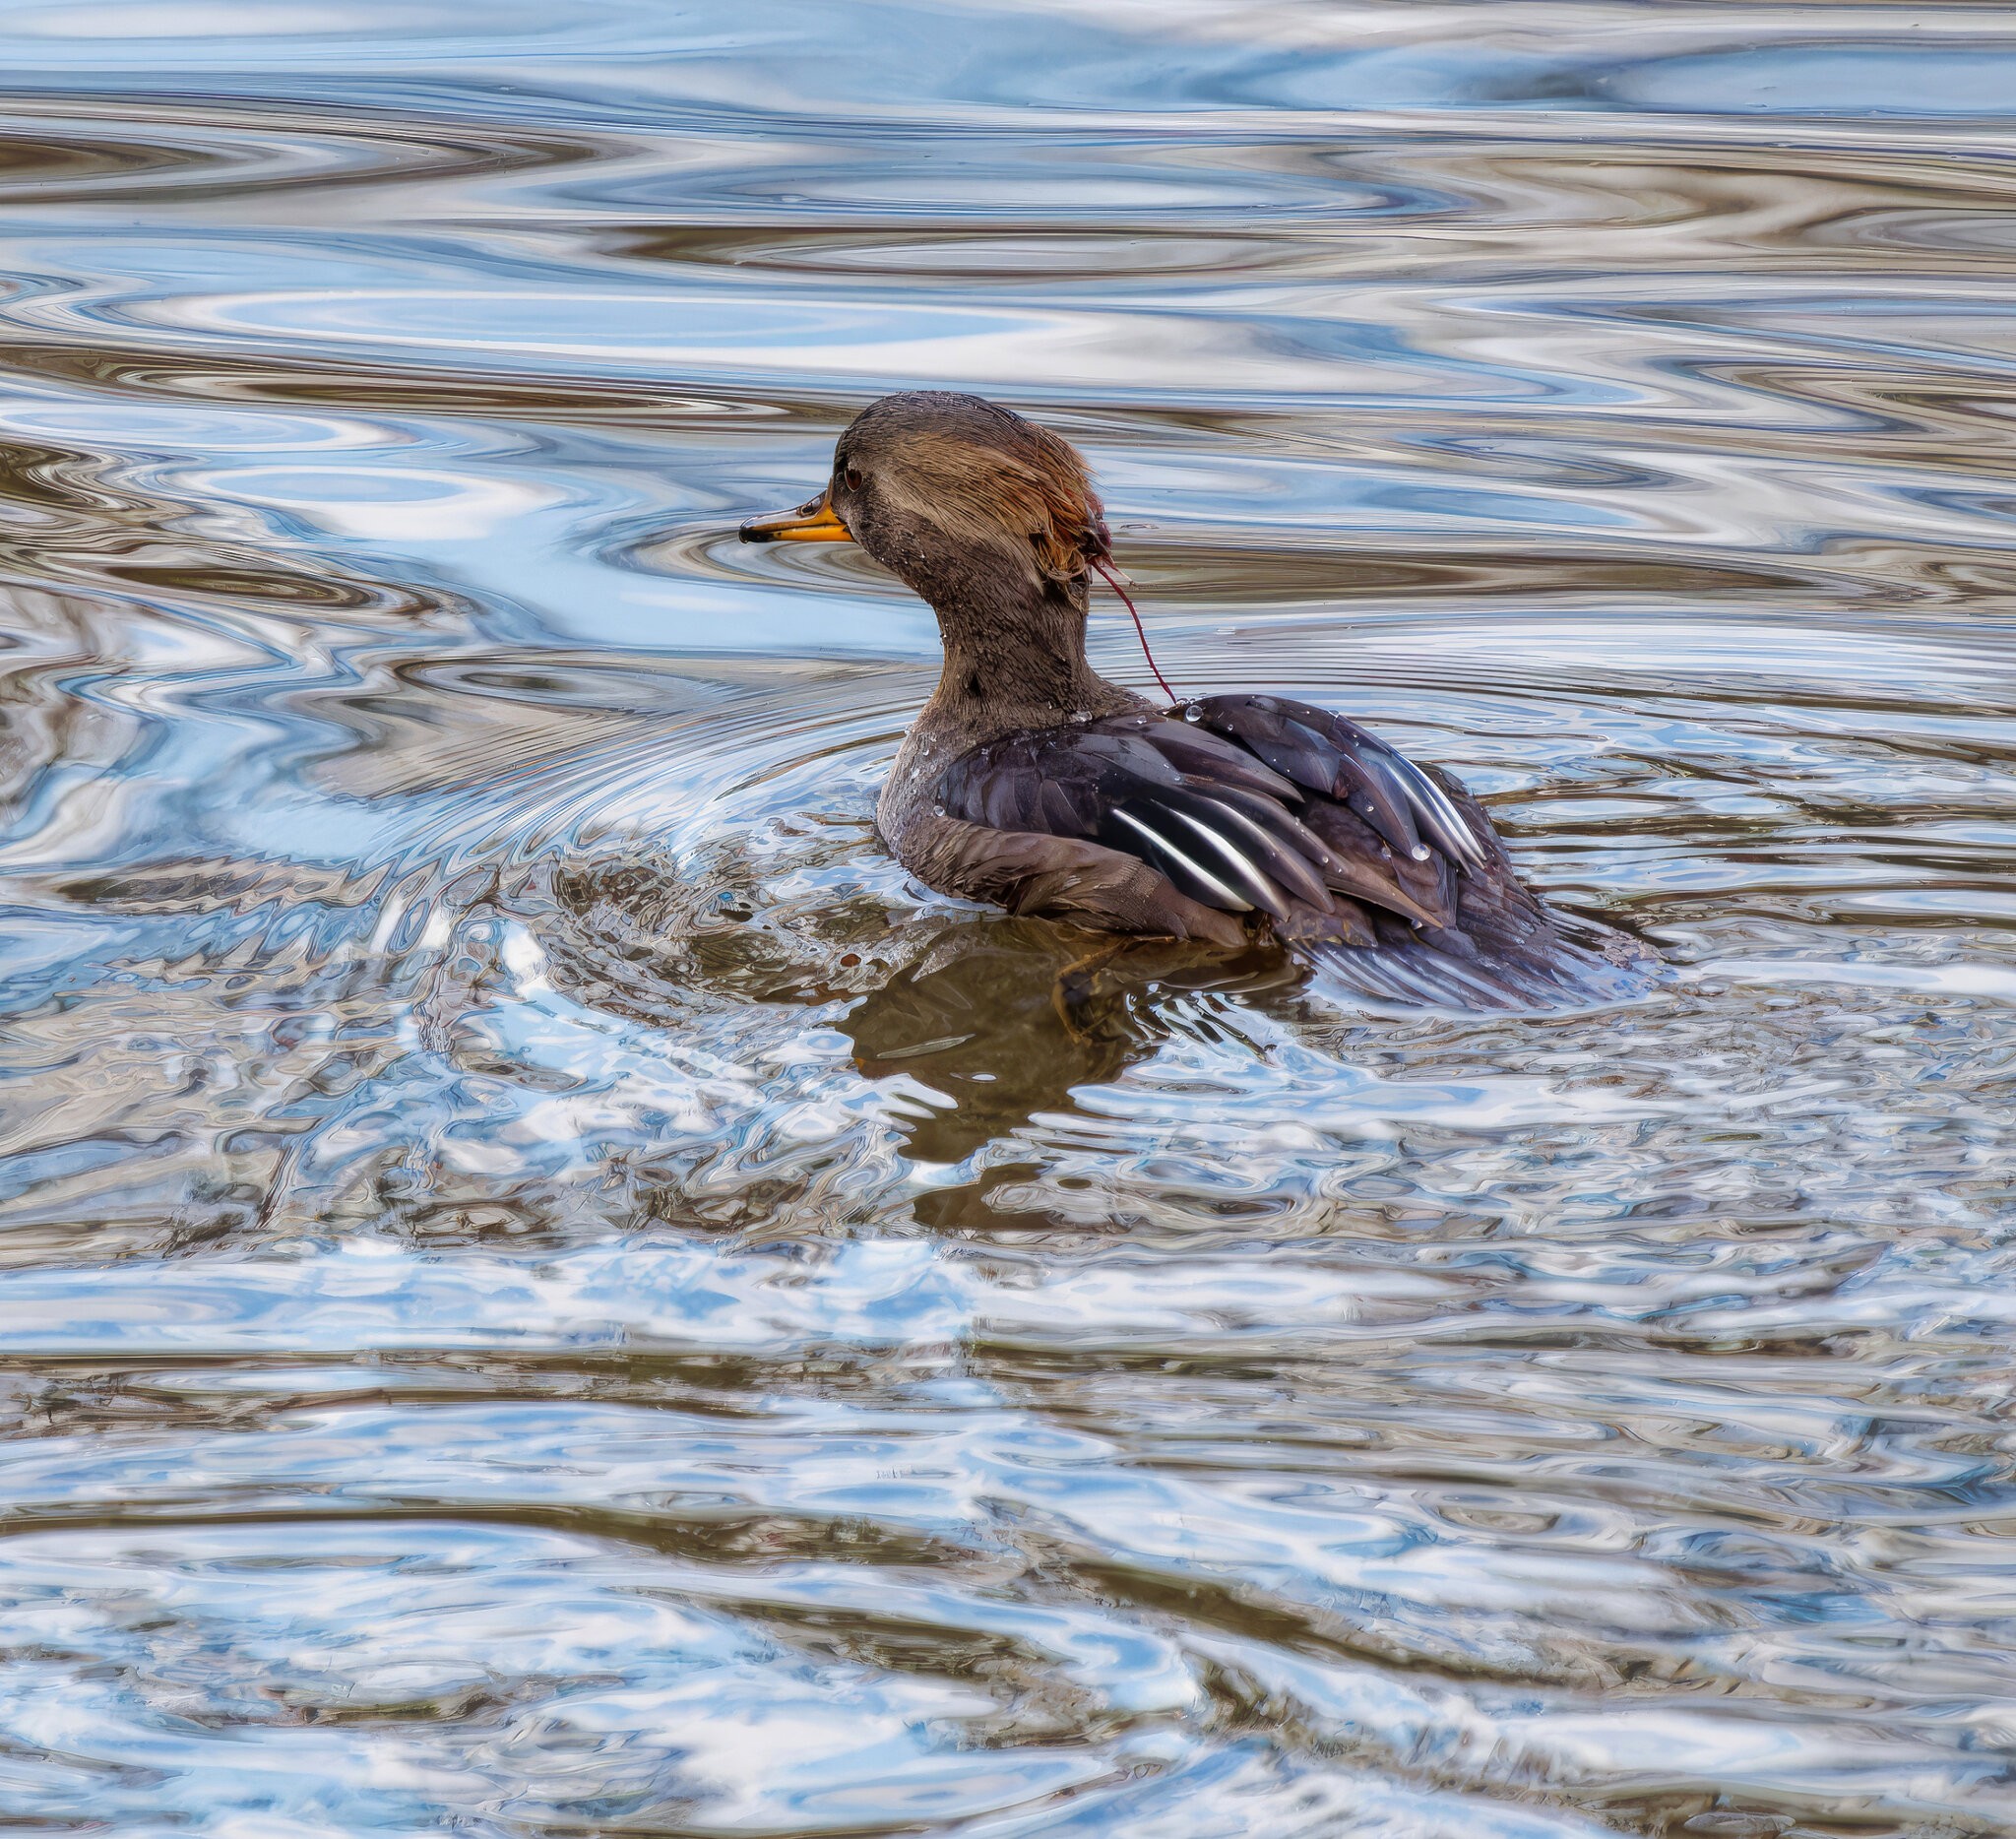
1090;554;1176;705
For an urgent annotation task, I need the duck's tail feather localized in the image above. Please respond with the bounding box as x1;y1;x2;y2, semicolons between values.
1293;906;1659;1014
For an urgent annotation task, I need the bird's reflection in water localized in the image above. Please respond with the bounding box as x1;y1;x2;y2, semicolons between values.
843;920;1298;1222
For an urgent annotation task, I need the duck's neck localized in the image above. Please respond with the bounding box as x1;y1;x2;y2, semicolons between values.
917;565;1139;739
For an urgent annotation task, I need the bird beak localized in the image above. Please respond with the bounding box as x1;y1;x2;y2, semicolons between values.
739;487;853;543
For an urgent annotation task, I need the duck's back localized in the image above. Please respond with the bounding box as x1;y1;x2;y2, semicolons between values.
887;692;1654;1011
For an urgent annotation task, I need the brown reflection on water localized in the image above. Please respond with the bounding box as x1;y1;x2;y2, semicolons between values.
845;919;1300;1175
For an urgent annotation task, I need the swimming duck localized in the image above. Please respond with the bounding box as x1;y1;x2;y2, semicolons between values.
742;391;1649;1008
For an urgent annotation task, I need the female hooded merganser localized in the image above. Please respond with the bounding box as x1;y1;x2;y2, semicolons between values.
742;390;1649;1009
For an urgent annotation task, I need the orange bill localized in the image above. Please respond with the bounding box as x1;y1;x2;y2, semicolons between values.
739;487;853;543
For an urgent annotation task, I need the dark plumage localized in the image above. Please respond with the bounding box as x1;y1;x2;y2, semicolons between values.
741;390;1651;1009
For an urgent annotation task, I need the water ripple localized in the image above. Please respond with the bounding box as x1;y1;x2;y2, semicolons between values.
1;2;2015;1834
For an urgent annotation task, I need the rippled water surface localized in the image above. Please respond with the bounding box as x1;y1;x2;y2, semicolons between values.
6;2;2016;1832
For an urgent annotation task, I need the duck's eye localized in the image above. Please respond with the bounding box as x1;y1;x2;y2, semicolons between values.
843;464;864;492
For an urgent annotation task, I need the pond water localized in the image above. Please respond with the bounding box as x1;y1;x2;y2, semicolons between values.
4;2;2016;1832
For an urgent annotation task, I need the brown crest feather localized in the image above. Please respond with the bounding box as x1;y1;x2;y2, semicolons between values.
878;421;1103;584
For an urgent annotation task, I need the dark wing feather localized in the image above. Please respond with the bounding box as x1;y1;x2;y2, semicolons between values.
1120;727;1301;802
1186;694;1488;870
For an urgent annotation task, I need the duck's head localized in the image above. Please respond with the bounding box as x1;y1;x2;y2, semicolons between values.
740;391;1109;609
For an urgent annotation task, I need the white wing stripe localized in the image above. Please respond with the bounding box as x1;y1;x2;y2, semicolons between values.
1165;806;1291;918
1393;760;1485;867
1108;807;1253;912
1192;795;1333;910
